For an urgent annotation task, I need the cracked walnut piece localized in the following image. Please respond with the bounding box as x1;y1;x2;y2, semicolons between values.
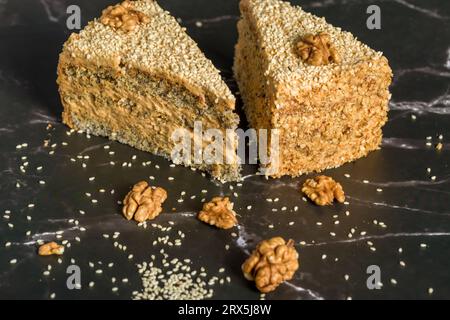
242;237;299;293
38;242;64;256
100;1;150;32
197;197;238;229
302;175;345;206
296;32;340;66
122;181;167;222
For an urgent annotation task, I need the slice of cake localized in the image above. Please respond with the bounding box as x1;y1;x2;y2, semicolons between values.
57;0;240;181
234;0;392;177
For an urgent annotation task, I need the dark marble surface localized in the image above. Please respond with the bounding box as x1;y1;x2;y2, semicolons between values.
0;0;449;300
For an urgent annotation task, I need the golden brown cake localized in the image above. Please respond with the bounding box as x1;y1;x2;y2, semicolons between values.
234;0;392;177
57;0;240;181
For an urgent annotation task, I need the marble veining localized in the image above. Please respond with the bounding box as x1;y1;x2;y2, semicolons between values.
0;0;449;299
302;232;450;247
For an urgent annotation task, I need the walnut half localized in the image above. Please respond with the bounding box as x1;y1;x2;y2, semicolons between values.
100;1;150;33
296;32;340;66
122;181;167;222
38;242;64;256
197;197;238;229
242;237;299;293
302;175;345;206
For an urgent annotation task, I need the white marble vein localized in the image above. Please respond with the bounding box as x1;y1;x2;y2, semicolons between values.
284;281;324;300
18;226;81;246
78;141;113;155
389;92;450;115
382;137;447;150
350;175;450;187
446;48;450;69
235;224;254;252
347;195;450;216
393;0;449;20
186;15;238;25
394;67;450;83
302;232;450;247
29;110;59;124
39;0;66;23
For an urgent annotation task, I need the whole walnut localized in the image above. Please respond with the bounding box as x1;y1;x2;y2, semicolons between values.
302;175;345;206
122;181;167;222
100;1;150;32
242;237;299;293
197;197;238;229
38;242;64;256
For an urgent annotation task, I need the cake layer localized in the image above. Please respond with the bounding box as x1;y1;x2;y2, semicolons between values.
59;63;240;181
234;0;392;177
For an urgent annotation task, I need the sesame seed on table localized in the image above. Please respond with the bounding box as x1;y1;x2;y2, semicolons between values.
0;0;449;300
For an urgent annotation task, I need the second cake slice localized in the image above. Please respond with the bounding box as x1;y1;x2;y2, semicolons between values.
234;0;392;177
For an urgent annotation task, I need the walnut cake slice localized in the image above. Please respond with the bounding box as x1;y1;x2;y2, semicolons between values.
234;0;393;177
57;0;240;181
